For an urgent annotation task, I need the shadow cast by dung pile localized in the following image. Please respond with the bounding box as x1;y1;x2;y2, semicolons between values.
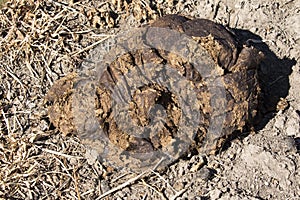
234;28;296;130
219;28;296;153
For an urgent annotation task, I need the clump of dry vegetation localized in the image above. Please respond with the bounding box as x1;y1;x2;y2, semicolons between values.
0;0;162;198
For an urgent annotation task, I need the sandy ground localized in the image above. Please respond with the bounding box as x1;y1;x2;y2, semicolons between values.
0;0;299;199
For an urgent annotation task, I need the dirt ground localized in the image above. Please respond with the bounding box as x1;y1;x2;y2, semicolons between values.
0;0;299;199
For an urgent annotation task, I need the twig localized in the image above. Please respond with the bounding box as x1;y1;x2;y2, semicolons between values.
70;36;111;57
1;109;10;134
73;168;81;200
95;169;149;200
81;189;94;196
14;114;23;132
96;158;165;199
48;0;79;12
111;172;130;183
150;170;177;193
170;187;188;200
39;147;84;159
4;68;25;89
141;179;167;200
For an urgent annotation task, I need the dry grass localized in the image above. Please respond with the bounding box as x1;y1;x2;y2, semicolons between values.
0;0;170;199
0;0;9;8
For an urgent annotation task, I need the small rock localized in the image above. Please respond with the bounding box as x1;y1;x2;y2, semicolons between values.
210;188;222;199
273;114;286;130
197;166;215;181
85;148;99;165
285;112;300;137
173;181;185;191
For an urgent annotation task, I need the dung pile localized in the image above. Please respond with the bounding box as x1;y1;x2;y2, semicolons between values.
45;15;264;171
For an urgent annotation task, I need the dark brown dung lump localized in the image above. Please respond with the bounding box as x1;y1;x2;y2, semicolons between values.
45;15;263;170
